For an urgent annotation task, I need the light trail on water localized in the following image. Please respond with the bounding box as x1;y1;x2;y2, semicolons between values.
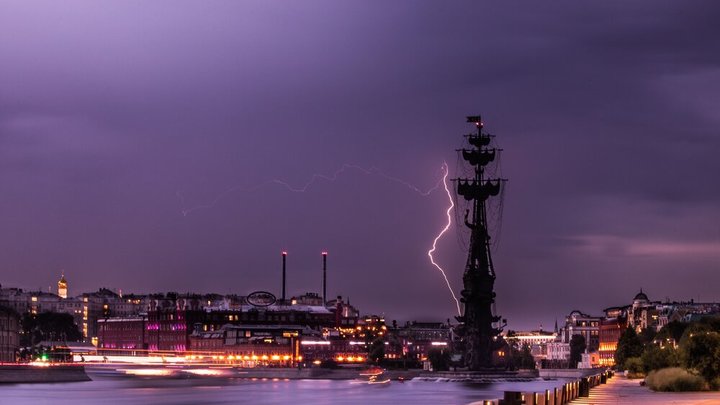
427;162;461;316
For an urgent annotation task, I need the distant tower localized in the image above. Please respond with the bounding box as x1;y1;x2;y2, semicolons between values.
58;272;68;299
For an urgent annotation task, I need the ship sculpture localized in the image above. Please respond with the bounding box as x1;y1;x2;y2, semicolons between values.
454;115;507;370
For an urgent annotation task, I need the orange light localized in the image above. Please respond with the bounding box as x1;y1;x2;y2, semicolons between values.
336;356;344;361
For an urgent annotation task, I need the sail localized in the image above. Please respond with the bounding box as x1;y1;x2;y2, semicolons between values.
462;149;495;166
468;135;491;148
457;179;501;201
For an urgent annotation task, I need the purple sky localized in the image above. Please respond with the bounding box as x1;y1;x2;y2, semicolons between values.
2;1;719;330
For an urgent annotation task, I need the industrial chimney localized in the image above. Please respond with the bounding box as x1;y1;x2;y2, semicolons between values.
322;251;328;306
282;251;287;302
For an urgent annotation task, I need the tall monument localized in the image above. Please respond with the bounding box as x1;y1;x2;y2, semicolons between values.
454;115;506;370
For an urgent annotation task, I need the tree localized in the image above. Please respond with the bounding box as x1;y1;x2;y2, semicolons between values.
518;345;536;370
569;334;586;369
427;348;450;371
641;344;678;373
615;327;643;370
639;327;657;345
681;331;720;383
21;312;81;347
656;321;689;343
368;337;385;364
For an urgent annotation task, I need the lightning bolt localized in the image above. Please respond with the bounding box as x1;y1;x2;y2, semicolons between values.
178;164;444;216
427;162;461;316
179;161;461;316
272;164;442;196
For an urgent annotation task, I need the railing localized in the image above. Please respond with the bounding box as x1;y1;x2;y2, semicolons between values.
477;369;614;405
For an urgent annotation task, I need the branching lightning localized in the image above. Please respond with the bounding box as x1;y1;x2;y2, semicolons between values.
178;161;461;315
427;162;461;316
178;163;444;216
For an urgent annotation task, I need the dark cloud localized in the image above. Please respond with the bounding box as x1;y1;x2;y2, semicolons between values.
1;1;718;328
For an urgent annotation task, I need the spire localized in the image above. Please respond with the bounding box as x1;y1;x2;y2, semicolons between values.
57;271;68;299
554;318;559;334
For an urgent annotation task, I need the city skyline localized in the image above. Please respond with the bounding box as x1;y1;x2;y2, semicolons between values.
2;1;720;330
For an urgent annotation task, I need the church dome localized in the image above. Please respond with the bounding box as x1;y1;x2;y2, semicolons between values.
633;289;649;302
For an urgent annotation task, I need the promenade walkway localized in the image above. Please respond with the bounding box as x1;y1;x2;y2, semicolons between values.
571;375;720;405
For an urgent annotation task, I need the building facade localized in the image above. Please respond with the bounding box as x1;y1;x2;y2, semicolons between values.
0;306;20;362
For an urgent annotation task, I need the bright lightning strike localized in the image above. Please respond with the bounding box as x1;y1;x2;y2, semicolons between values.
179;164;444;216
427;162;461;316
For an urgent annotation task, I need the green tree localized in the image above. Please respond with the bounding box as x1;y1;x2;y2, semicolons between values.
569;334;586;369
641;344;678;373
639;327;657;345
615;327;643;370
368;337;385;364
681;331;720;383
427;348;450;371
518;345;536;370
656;321;689;343
21;312;81;347
625;357;645;377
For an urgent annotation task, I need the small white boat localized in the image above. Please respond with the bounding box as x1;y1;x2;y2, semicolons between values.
353;367;391;386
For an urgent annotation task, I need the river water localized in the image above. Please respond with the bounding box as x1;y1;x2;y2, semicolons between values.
1;377;568;405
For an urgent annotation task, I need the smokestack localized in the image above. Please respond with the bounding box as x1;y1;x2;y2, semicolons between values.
322;251;328;305
282;251;287;302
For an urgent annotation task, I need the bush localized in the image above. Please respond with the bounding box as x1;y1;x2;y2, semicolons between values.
645;368;706;392
624;357;645;378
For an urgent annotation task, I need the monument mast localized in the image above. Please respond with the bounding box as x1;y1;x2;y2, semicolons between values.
454;115;506;370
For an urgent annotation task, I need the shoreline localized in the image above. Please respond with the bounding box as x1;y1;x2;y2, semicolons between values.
0;364;91;384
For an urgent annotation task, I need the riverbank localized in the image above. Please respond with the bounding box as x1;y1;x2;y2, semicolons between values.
571;374;720;404
0;364;91;384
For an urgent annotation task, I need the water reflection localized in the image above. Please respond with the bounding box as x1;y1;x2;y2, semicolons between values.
2;376;548;405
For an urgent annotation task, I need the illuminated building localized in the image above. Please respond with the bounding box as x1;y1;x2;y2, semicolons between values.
97;316;148;355
560;310;601;352
190;324;304;366
546;342;570;366
57;273;68;299
505;330;557;348
393;321;452;363
0;305;20;362
81;288;146;342
146;294;205;352
598;309;626;367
